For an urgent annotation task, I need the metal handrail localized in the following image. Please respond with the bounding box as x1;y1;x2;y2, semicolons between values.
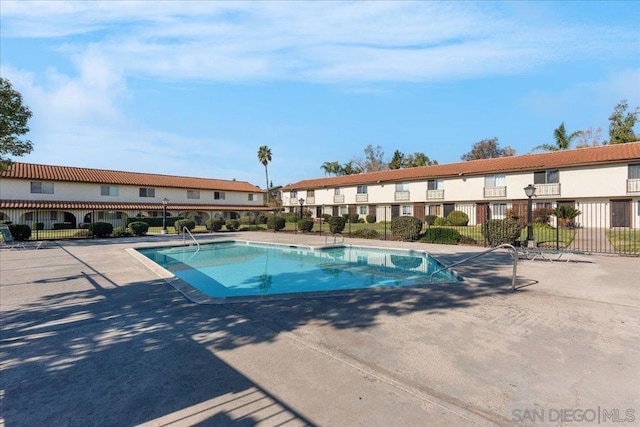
429;244;518;291
324;233;345;245
182;226;200;250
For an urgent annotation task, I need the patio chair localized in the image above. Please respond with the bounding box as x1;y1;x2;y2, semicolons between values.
0;225;43;250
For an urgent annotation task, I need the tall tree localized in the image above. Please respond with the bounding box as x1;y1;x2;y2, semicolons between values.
321;161;341;176
405;152;438;167
461;137;515;161
575;127;603;148
0;77;33;172
533;122;582;151
608;100;639;144
388;150;404;170
257;145;272;196
353;144;387;172
339;161;362;175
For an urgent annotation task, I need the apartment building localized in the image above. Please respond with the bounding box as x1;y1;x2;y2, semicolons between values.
0;163;267;228
281;142;640;229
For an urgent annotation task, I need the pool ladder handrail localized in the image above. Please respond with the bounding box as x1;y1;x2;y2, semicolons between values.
182;226;200;250
428;244;518;291
324;233;345;245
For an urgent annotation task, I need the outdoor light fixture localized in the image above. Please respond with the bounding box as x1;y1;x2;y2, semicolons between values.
162;197;169;234
299;198;305;219
523;185;536;245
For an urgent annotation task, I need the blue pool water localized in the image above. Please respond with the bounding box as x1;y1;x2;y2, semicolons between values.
137;241;459;299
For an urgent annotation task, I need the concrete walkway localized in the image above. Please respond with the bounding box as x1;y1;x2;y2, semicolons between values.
1;232;638;426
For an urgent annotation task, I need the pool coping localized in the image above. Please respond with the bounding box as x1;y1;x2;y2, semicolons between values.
126;239;465;305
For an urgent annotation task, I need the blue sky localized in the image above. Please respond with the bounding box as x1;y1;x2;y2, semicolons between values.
1;1;639;189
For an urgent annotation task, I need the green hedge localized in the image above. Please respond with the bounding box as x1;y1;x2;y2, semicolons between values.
420;227;462;245
298;218;314;232
328;216;346;234
267;216;286;231
175;219;196;232
225;219;240;231
33;222;45;231
351;228;380;239
129;221;149;236
89;222;113;238
446;210;469;226
365;214;376;224
113;226;133;237
482;219;523;246
205;218;225;231
390;216;423;241
127;216;182;227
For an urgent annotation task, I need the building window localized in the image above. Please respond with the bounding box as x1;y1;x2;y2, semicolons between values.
492;203;507;217
24;212;34;221
358;206;368;215
401;205;412;216
340;206;348;215
307;190;315;197
427;179;443;190
334;188;342;195
187;190;200;199
484;174;505;187
214;191;225;200
98;211;124;220
534;169;559;184
30;182;54;194
291;190;298;198
395;182;409;192
139;187;155;198
629;164;640;179
50;211;57;221
101;186;119;196
535;202;553;210
357;185;368;194
248;194;254;201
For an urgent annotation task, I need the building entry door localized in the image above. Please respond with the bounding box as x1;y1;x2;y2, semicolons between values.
611;200;630;227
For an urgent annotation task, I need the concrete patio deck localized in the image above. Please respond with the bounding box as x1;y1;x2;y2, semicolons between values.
1;232;638;426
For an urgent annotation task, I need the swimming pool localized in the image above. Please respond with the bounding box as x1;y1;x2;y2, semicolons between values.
136;241;460;302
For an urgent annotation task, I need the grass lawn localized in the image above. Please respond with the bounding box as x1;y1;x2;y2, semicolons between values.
606;230;640;253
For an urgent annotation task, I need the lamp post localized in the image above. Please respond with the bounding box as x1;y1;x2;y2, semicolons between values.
523;184;536;246
320;204;325;234
162;197;169;234
271;191;278;233
298;198;305;219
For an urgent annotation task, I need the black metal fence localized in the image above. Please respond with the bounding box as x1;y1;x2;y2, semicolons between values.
2;201;639;255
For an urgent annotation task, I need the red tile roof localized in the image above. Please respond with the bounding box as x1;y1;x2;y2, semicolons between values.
0;200;273;211
1;162;264;193
283;142;640;190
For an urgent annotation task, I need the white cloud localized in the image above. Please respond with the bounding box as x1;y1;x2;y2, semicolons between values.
2;1;636;84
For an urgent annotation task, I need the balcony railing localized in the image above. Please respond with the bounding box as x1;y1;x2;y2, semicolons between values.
483;186;507;198
394;191;410;201
534;183;561;197
356;193;368;203
426;189;444;200
628;178;640;193
333;194;345;204
305;197;315;205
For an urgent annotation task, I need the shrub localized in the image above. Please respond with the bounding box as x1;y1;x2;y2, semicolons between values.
351;228;380;239
328;216;346;234
433;217;449;226
127;216;181;227
74;229;91;238
358;218;365;223
53;222;74;230
8;224;31;241
129;221;149;236
79;222;91;229
205;218;225;231
266;216;286;231
534;207;553;224
239;225;266;231
482;219;523;246
321;213;331;221
424;215;437;226
240;215;255;225
255;215;268;225
174;219;196;232
420;227;462;245
459;235;478;245
446;210;469;226
390;216;423;241
366;214;376;224
89;222;113;238
113;226;133;237
282;213;299;223
505;208;526;226
225;219;240;231
33;222;45;231
348;213;360;223
298;218;314;232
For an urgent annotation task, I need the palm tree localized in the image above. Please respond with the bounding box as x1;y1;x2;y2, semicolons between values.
533;122;582;151
257;145;272;199
321;161;341;175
